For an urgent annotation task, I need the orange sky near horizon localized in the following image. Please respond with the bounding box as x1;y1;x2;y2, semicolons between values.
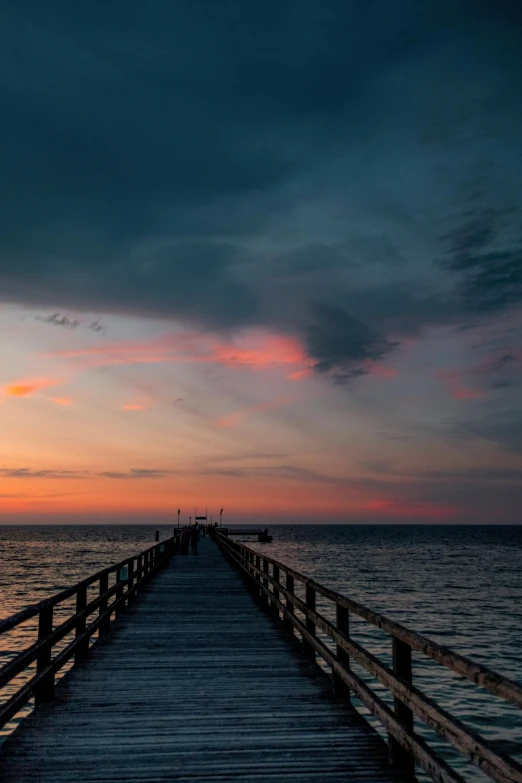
1;306;521;524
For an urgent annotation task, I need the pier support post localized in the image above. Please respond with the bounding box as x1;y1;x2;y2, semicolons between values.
303;586;316;660
334;604;350;700
389;637;415;775
75;586;89;661
35;605;54;705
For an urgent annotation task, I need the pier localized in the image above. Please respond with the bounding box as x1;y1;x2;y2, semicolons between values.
0;532;521;782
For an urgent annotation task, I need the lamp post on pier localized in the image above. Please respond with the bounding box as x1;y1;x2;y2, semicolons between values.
177;509;180;529
220;508;223;527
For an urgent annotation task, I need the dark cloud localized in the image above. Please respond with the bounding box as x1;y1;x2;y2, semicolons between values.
98;469;171;479
0;0;521;377
36;312;107;333
446;248;522;312
0;467;171;479
37;313;80;329
306;304;396;381
0;468;85;479
440;206;522;313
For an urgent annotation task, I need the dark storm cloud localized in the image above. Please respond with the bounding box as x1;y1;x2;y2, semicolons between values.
441;206;522;313
306;304;396;381
1;0;522;373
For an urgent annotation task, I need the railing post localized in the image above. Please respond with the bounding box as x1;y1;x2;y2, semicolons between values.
127;557;135;601
136;554;143;591
255;554;261;596
284;573;294;631
262;559;269;605
75;586;89;662
273;564;280;615
303;585;316;659
99;573;110;635
155;530;160;542
334;603;350;700
389;637;414;775
115;566;125;618
35;605;54;705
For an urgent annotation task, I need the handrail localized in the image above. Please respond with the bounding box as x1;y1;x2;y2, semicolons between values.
0;540;163;635
215;532;522;783
0;534;180;732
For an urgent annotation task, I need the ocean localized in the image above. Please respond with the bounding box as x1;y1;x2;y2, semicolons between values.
1;523;521;782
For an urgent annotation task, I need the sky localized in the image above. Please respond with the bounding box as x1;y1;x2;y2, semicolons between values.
0;0;521;524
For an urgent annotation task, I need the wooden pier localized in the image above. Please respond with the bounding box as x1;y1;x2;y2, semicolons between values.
0;532;521;782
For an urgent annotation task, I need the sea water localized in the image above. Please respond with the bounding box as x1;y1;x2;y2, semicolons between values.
1;523;521;782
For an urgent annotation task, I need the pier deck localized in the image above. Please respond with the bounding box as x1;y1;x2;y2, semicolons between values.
0;538;402;783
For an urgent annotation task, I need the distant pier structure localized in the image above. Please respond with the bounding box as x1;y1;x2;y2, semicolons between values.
221;526;273;542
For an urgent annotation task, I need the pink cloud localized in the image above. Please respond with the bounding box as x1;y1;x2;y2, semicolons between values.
451;387;485;400
47;329;313;378
437;369;486;400
437;351;521;400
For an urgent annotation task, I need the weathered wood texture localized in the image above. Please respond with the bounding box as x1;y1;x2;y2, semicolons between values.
0;539;407;783
0;539;177;730
218;535;522;783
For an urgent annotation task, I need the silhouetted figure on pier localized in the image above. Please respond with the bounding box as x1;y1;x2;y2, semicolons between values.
180;527;190;555
191;523;200;555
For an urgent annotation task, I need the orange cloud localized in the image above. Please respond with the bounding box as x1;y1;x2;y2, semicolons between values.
215;395;294;428
122;404;145;411
48;397;74;406
4;378;60;397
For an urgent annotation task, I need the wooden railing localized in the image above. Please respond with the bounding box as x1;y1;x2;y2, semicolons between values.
0;535;179;732
216;532;522;783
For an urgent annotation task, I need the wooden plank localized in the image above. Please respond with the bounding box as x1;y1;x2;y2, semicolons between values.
0;539;405;783
223;538;522;783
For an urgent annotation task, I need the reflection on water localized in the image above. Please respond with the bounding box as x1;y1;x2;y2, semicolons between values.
252;524;522;783
1;524;521;783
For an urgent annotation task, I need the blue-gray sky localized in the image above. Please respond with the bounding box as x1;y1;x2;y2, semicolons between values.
0;0;521;522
